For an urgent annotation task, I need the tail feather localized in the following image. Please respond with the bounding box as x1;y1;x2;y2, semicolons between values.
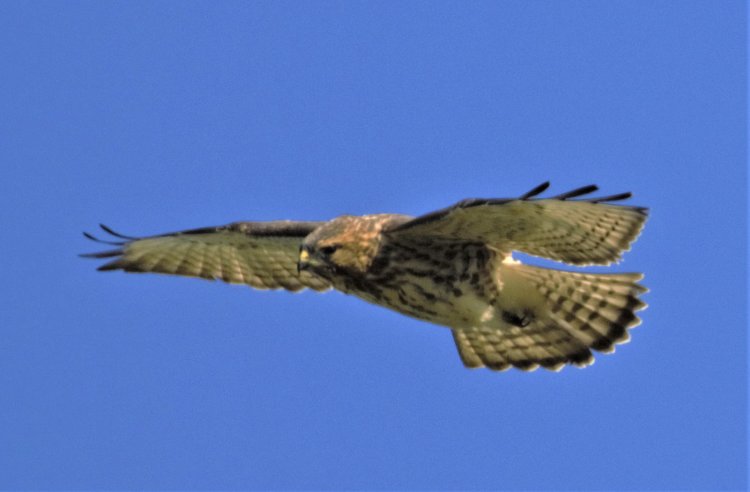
451;263;646;372
452;320;594;372
514;266;646;354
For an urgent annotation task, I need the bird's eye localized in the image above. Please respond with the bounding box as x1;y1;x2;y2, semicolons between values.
320;245;339;256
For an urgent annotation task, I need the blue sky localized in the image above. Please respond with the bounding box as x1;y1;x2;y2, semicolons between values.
0;1;746;490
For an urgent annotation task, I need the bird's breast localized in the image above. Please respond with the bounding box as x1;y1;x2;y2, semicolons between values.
342;239;501;328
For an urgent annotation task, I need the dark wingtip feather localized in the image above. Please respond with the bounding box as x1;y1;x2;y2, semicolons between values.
82;231;125;246
99;224;139;240
519;181;551;200
590;192;632;203
81;224;128;261
96;259;126;271
553;184;599;200
79;249;123;259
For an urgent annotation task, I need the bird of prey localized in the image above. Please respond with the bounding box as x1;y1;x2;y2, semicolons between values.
82;182;648;372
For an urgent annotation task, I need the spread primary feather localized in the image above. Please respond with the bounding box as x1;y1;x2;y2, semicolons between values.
82;182;648;372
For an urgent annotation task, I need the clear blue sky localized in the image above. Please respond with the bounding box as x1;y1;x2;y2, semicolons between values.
1;1;746;490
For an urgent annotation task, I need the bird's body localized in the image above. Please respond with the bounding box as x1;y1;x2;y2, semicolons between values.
83;183;648;372
321;222;499;329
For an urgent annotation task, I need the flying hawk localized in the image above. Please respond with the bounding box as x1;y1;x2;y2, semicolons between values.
82;182;648;372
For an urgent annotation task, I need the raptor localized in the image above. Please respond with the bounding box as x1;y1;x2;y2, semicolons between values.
83;182;648;372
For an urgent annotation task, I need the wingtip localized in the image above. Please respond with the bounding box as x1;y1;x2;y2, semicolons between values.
82;230;126;246
590;191;633;203
99;224;138;240
79;249;123;259
553;184;599;200
96;260;124;271
519;181;551;200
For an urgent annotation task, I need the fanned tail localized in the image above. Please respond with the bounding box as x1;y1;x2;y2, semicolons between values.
451;263;647;372
510;263;647;353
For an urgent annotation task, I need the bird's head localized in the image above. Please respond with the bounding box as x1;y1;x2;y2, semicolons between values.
298;215;387;279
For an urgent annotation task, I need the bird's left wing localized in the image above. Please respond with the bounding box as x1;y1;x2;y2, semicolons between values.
387;182;648;266
81;221;331;292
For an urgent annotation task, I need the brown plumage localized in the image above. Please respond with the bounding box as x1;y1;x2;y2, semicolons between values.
82;182;648;372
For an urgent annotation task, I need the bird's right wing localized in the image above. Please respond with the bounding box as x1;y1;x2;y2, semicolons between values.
388;182;648;266
81;221;331;292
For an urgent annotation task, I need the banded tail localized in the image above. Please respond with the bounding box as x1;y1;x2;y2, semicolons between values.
452;263;647;371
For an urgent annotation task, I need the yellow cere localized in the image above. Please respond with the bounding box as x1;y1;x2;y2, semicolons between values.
299;249;310;262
